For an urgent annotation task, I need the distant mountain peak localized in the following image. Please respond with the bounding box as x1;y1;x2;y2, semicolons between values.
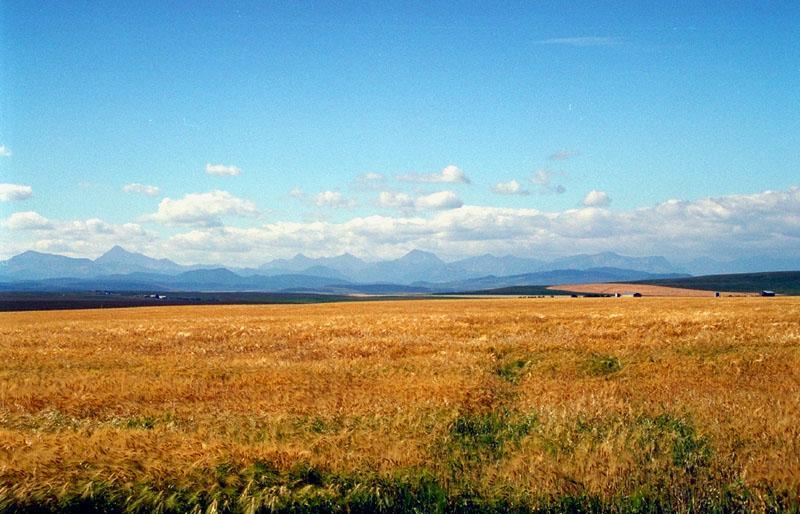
94;245;183;274
399;249;443;262
98;245;135;259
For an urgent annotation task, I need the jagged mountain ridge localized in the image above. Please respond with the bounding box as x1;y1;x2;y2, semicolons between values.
0;246;691;289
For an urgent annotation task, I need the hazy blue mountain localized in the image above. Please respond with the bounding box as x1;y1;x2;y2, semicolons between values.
297;266;350;281
549;252;680;274
0;268;353;293
152;269;349;291
416;267;689;292
359;250;457;283
0;251;100;280
9;246;794;294
258;263;350;281
94;245;185;274
449;254;545;277
260;253;366;277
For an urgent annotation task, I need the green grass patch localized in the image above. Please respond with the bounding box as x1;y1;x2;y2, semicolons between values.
494;358;530;384
447;409;538;465
583;353;622;376
633;413;711;475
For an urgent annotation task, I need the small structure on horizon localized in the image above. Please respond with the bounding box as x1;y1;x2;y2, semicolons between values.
715;291;721;297
621;292;642;298
761;290;776;297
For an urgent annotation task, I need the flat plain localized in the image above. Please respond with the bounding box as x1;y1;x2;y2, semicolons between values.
547;283;754;297
1;298;799;512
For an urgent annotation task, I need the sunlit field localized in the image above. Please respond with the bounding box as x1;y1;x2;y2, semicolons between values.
1;298;799;513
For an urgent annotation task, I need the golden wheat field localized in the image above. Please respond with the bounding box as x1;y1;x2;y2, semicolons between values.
1;297;799;513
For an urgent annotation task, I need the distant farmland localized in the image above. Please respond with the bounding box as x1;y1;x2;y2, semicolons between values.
631;270;800;295
1;298;799;512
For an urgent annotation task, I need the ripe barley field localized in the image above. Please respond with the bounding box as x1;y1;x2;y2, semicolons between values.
1;298;799;513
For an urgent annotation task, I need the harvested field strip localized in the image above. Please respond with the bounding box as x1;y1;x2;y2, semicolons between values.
547;282;755;297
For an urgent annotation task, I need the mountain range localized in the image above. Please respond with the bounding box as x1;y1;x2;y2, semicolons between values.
4;245;786;294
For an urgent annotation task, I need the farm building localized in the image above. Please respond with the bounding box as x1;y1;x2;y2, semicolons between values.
622;292;642;297
761;290;776;297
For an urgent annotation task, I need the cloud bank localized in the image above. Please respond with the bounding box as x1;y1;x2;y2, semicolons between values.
3;187;799;266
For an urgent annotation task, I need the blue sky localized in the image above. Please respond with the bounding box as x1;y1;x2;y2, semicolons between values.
1;2;799;264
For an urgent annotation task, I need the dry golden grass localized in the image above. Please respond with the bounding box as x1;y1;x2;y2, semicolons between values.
1;297;799;512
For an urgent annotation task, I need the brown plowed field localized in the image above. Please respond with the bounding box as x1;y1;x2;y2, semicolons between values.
548;282;756;297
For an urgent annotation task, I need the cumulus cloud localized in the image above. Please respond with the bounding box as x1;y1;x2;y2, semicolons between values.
7;186;800;268
492;180;530;196
144;190;258;226
0;183;32;202
549;150;579;161
397;165;471;184
151;187;800;265
3;211;53;230
123;183;161;197
378;191;414;210
582;190;611;207
289;188;305;199
0;145;11;157
314;191;357;209
414;191;463;210
2;212;155;259
377;191;462;212
205;163;242;176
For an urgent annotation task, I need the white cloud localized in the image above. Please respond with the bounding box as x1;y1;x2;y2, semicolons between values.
150;187;800;265
205;163;242;176
0;183;32;202
7;186;800;267
582;190;611;207
123;183;161;197
397;165;471;184
289;187;305;199
0;145;11;157
1;213;155;259
314;191;357;209
414;190;463;210
3;211;53;230
492;180;530;196
378;190;462;212
378;191;414;209
145;190;258;226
